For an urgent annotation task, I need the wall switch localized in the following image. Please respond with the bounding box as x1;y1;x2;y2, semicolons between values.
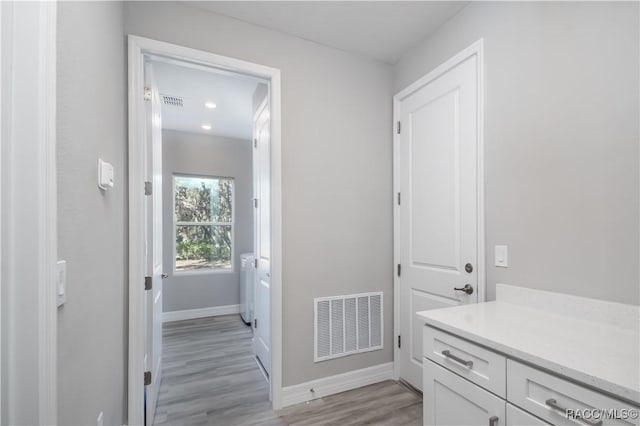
494;245;509;268
98;159;114;190
96;411;103;426
56;260;66;307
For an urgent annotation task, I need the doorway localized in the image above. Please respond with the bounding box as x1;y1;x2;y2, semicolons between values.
128;36;283;426
393;40;485;390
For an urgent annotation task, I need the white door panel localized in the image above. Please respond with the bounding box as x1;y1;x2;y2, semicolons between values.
253;98;271;377
144;61;163;426
409;90;460;270
398;54;480;390
256;278;270;351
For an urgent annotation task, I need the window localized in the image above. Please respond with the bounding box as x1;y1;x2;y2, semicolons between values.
173;175;233;272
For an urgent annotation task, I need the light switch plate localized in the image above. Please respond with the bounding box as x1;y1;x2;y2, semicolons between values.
56;260;66;307
495;245;508;268
98;158;114;190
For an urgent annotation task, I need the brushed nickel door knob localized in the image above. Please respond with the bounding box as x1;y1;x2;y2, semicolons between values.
453;284;474;295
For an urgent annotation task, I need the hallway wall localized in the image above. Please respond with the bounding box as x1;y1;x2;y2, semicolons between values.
57;2;127;425
125;1;395;387
162;130;253;313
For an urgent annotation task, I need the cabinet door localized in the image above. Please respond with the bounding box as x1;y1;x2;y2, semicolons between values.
424;359;505;426
507;403;551;426
508;360;639;426
424;326;506;397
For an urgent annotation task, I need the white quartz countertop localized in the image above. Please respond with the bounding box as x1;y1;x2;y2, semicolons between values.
417;298;640;405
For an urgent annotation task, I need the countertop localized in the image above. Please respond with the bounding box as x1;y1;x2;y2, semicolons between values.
417;294;640;405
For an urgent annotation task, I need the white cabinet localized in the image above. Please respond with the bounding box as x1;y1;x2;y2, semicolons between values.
423;326;639;426
424;359;505;426
507;403;551;426
507;360;639;426
424;325;506;397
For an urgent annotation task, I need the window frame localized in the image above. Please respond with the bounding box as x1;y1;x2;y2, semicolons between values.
172;173;235;276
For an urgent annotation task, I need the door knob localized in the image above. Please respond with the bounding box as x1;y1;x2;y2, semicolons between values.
161;273;168;279
454;284;474;295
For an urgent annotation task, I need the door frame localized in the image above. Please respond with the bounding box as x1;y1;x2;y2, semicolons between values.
128;35;284;425
392;39;485;380
1;2;58;424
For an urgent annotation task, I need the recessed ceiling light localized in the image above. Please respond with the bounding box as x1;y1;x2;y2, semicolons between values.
201;124;212;130
205;102;217;109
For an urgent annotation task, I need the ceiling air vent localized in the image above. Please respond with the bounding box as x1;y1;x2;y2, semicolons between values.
160;94;183;107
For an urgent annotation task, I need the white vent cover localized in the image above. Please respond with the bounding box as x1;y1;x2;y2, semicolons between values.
314;292;383;362
160;94;183;107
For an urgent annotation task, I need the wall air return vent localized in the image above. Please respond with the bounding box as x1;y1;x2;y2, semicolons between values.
160;94;183;107
314;292;383;362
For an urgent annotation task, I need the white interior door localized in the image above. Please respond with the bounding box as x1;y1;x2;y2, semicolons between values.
253;98;271;377
144;61;163;426
397;53;480;390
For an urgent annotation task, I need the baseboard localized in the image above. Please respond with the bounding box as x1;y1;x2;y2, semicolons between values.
281;362;394;408
163;304;241;323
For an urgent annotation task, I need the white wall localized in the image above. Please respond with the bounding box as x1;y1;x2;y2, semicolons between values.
0;4;10;421
125;1;394;386
162;130;253;312
57;2;127;424
394;2;640;304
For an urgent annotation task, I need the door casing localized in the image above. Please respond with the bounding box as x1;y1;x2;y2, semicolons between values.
127;35;283;425
1;2;57;424
392;39;486;381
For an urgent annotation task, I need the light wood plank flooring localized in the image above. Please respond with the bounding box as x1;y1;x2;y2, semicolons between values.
154;315;421;425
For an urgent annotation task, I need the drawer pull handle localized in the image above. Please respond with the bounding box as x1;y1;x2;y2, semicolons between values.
489;415;499;426
545;399;603;426
441;350;473;368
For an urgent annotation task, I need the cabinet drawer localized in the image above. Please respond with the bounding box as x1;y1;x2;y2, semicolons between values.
507;403;551;426
507;360;639;426
424;359;505;426
424;326;506;397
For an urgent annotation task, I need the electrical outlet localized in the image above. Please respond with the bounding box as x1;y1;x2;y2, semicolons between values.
96;412;103;426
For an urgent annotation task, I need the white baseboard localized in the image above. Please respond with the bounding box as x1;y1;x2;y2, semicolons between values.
163;304;241;323
281;362;394;408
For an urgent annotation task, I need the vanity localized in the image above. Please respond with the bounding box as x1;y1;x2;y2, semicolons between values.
417;284;640;426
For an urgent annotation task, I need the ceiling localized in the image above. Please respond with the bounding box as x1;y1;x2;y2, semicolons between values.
153;60;264;139
188;1;469;64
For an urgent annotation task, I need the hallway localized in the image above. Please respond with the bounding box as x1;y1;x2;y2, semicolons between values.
153;315;422;425
154;316;278;425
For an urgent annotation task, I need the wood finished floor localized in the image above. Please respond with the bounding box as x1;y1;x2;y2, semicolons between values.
154;315;422;426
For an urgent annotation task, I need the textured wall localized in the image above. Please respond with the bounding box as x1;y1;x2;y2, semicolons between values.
57;2;127;424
